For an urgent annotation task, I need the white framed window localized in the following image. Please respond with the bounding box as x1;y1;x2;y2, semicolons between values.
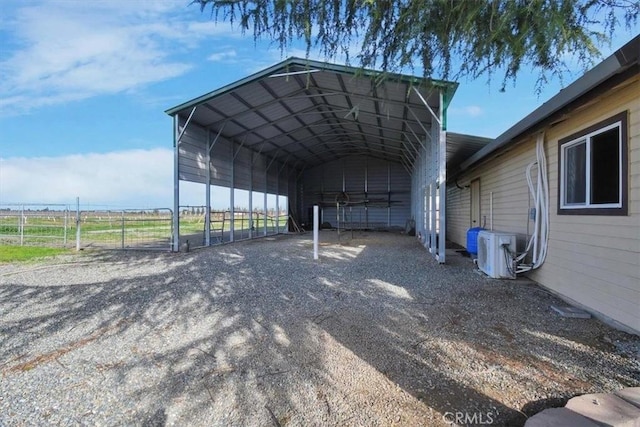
558;111;627;215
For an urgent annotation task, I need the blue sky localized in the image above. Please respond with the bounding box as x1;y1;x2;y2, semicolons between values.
0;0;636;208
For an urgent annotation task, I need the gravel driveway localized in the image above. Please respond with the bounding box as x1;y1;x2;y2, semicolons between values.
1;232;638;426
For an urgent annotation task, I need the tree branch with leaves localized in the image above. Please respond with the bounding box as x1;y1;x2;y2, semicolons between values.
193;0;638;90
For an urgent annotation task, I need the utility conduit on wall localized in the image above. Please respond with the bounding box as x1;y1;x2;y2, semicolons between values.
517;132;549;272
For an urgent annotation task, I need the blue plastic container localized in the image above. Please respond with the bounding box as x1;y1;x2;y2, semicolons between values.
466;227;485;256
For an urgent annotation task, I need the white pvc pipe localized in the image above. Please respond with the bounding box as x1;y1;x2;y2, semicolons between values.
313;205;319;260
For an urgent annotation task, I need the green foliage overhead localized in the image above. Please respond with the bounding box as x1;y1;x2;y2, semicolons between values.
193;0;638;89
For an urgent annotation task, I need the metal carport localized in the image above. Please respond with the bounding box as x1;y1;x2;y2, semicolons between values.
166;57;461;262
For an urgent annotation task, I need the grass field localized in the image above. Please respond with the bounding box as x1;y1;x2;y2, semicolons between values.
0;245;70;263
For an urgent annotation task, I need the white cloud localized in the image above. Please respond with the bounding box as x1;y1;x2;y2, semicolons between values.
0;149;233;209
449;105;484;118
0;0;236;115
0;148;205;208
207;49;238;62
0;149;174;207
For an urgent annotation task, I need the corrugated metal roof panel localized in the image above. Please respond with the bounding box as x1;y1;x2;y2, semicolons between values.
168;57;459;170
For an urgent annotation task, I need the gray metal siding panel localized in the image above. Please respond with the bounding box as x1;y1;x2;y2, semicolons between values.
277;167;289;198
233;146;252;191
303;165;324;212
301;156;410;228
323;207;338;227
178;162;207;184
210;138;233;188
176;117;285;197
252;155;266;192
177;122;208;184
322;159;343;193
389;162;411;227
367;207;388;225
266;162;279;195
366;158;387;194
288;173;298;216
344;157;366;193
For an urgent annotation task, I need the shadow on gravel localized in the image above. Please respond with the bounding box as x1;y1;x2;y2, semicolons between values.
519;396;575;418
0;232;638;426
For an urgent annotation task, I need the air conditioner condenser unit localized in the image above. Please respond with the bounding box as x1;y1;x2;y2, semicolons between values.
477;230;517;279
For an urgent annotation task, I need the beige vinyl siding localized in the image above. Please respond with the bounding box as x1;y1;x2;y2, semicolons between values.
447;73;640;333
446;185;471;245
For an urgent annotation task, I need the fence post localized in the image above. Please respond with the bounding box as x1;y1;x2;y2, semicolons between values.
121;211;125;249
19;205;24;246
63;207;68;246
75;197;81;251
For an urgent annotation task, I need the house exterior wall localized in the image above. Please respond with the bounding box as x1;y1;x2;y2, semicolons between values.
446;73;640;333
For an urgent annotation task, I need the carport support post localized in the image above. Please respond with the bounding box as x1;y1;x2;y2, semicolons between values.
172;107;197;252
313;205;319;260
205;129;211;246
19;205;24;246
249;153;253;239
172;114;180;252
387;163;391;228
276;169;280;234
438;89;447;263
121;211;125;249
75;197;81;251
264;167;268;236
230;142;235;243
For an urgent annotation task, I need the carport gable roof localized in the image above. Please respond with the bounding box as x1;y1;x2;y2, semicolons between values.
166;57;458;170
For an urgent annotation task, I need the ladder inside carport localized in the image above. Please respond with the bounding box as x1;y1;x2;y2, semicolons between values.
205;211;226;244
